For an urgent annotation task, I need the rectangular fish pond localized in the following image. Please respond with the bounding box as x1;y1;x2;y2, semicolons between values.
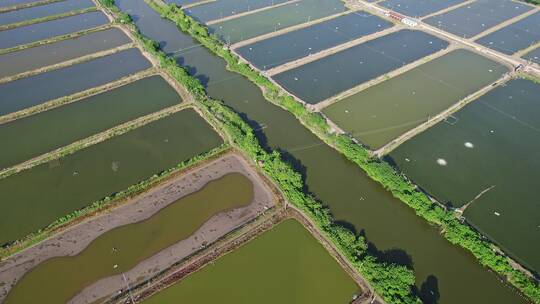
389;78;540;274
323;49;508;150
142;219;361;304
235;11;393;70
0;109;223;245
424;0;533;38
0;0;95;27
0;75;181;169
0;48;151;116
379;0;467;18
184;0;289;23
0;11;109;50
209;0;347;44
272;29;448;104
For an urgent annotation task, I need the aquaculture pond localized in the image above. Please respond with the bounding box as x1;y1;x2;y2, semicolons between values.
273;29;448;104
476;11;540;55
390;78;540;273
323;49;508;150
523;46;540;64
0;109;222;245
379;0;466;18
0;48;151;116
0;11;109;50
118;1;528;303
4;173;252;304
0;0;45;8
209;0;347;44
144;219;359;304
184;0;289;23
0;75;180;169
236;11;393;70
166;0;205;6
425;0;533;38
0;28;130;78
0;0;94;27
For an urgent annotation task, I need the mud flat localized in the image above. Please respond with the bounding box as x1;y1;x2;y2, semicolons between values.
0;48;151;116
390;78;540;274
323;49;508;149
0;75;181;170
476;11;540;55
424;0;533;38
0;0;94;27
0;28;130;79
235;11;393;70
141;219;359;304
209;0;347;44
379;0;467;18
273;29;448;104
0;153;276;303
0;11;109;50
0;109;223;245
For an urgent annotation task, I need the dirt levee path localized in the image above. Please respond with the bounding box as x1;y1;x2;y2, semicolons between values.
0;152;276;303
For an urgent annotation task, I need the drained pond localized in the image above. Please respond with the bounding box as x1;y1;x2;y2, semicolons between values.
390;78;540;273
107;0;531;302
323;49;508;149
273;29;448;104
4;173;252;304
0;48;151;116
0;109;223;245
0;75;180;169
143;219;360;304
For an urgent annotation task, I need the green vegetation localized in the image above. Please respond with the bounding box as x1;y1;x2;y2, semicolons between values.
0;143;230;260
144;2;540;303
98;0;424;302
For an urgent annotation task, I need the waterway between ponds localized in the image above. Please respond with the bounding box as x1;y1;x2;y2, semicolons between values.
323;49;508;149
0;28;131;78
379;0;466;18
0;75;181;169
116;0;528;302
273;29;449;104
390;78;540;273
4;173;252;304
143;219;360;304
0;109;223;245
184;0;289;23
209;0;347;44
476;11;540;55
236;11;393;70
425;0;533;38
0;0;94;26
0;11;109;50
0;48;151;116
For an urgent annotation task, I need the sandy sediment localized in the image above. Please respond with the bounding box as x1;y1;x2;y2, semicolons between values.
0;152;276;303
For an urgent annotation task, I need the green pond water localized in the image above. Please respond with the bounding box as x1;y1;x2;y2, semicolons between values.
323;49;508;149
0;109;222;245
0;75;180;169
143;219;359;304
117;1;528;302
4;173;253;304
390;78;540;273
209;0;347;44
0;28;131;78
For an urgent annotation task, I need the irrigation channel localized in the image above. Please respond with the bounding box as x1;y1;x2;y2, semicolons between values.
116;0;528;302
142;219;360;304
0;153;278;303
0;109;223;245
390;78;540;275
